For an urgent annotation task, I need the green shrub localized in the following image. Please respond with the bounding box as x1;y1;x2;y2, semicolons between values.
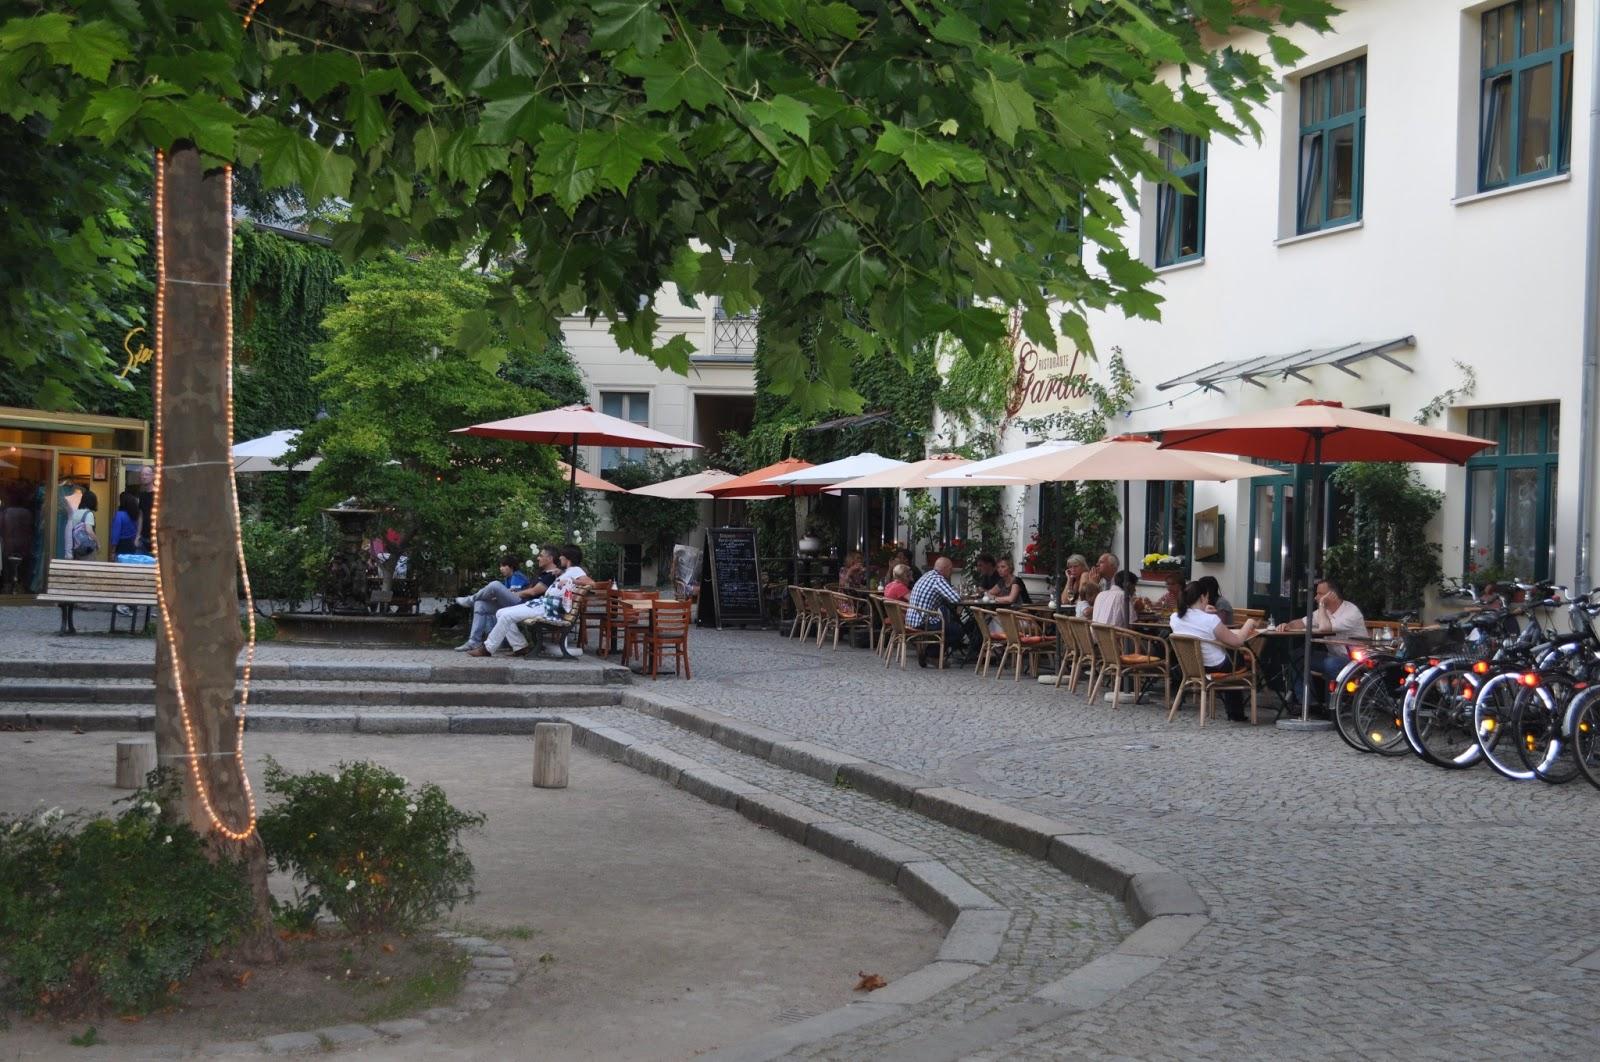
240;520;319;611
257;760;485;934
0;792;253;1016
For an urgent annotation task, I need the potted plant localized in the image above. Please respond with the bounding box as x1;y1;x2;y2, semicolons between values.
1141;553;1187;581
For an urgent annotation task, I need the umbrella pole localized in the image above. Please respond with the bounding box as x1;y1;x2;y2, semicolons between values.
1122;480;1131;576
566;437;578;542
791;485;798;588
1301;434;1324;724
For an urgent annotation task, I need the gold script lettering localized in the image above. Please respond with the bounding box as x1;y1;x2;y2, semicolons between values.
118;327;153;380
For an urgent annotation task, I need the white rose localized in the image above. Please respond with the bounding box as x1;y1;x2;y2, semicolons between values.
521;520;530;529
406;803;418;815
346;880;357;891
164;834;172;844
498;544;507;552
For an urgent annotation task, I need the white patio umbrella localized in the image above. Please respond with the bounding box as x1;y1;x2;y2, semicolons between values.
768;453;908;562
830;454;972;489
232;429;320;473
630;469;737;500
926;440;1078;486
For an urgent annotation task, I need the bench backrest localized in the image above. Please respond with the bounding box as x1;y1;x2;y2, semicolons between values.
45;559;159;601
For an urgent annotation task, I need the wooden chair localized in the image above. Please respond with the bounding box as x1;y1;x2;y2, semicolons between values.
965;606;1005;676
1055;616;1100;695
818;590;872;649
880;599;947;669
787;585;816;642
614;590;659;667
994;609;1055;681
1087;623;1170;710
1168;635;1258;726
574;581;612;652
642;599;692;679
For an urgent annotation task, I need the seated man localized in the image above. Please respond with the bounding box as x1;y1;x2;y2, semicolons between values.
1283;576;1367;701
972;553;1000;595
906;557;966;667
471;545;592;658
453;550;558;652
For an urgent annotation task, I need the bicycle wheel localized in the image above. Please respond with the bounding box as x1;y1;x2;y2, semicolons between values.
1403;664;1484;769
1512;676;1579;784
1474;672;1538;781
1332;657;1376;753
1353;663;1411;756
1563;685;1600;791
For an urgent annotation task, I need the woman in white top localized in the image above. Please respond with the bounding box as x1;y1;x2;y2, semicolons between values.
1169;581;1258;721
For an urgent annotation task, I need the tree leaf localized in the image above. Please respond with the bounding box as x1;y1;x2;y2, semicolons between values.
589;0;670;57
530;126;598;214
812;223;886;303
931;13;980;47
874;123;985;187
477;83;563;144
450;8;538;90
272;50;361;102
46;19;129;82
972;71;1035;145
749;94;811;142
0;13;72;49
773;138;833;193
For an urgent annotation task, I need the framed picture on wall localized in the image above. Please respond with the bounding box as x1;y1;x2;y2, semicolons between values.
1194;506;1223;561
91;457;109;481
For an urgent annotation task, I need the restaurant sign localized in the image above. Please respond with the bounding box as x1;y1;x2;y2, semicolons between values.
1004;311;1094;421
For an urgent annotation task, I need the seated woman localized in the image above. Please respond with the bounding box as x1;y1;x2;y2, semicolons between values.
891;548;921;582
1155;572;1184;613
1195;575;1235;626
1073;567;1101;618
1092;570;1140;629
839;549;868;589
883;563;914;601
1169;581;1259;723
983;556;1031;635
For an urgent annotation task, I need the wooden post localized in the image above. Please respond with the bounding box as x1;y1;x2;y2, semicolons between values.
532;722;571;788
115;736;158;789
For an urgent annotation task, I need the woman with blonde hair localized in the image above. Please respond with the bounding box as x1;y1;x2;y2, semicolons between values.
883;563;913;601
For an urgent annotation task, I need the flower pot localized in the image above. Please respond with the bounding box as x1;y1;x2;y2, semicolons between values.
1142;568;1183;582
797;535;821;554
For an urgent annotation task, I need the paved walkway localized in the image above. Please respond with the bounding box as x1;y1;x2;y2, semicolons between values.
664;628;1600;1060
8;602;1600;1058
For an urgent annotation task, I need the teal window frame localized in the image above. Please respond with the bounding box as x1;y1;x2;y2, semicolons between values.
599;391;650;474
1297;56;1366;234
1463;403;1560;582
1144;480;1193;558
1154;129;1206;267
1478;0;1574;191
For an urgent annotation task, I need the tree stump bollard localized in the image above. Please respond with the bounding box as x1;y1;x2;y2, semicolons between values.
115;736;158;789
532;722;572;789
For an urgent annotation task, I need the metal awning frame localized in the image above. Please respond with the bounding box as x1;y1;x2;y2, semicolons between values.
1155;336;1418;393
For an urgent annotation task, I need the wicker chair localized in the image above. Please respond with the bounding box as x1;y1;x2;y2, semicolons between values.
1087;623;1170;710
864;594;891;657
880;599;947;669
1168;635;1258;725
994;609;1055;681
1055;616;1100;694
787;585;816;642
818;590;872;649
965;606;1005;676
799;587;829;646
1047;613;1086;691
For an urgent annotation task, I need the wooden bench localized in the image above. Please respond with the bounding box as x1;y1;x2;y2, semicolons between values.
36;559;157;635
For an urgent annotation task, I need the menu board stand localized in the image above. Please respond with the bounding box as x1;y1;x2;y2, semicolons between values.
699;527;766;629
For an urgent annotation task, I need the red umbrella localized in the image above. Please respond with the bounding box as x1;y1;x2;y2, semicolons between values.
453;404;699;538
1158;399;1493;727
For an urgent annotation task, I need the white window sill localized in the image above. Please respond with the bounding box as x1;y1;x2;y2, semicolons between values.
1274;220;1363;248
1452;172;1571;207
1153;256;1205;275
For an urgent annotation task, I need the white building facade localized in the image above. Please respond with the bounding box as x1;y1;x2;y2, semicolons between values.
1003;0;1597;614
563;289;756;580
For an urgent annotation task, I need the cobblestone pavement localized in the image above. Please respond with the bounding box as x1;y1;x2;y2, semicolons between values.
656;628;1600;1060
9;602;1600;1057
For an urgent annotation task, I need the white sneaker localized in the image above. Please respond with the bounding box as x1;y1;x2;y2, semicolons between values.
453;640;477;652
454;595;474;608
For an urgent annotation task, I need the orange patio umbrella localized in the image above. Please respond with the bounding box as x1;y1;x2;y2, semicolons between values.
1158;399;1493;726
555;461;627;493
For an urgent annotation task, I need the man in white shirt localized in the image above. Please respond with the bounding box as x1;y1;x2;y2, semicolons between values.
1284;577;1367;695
471;545;592;657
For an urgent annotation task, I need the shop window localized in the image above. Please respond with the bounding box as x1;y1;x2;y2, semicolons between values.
1464;402;1559;581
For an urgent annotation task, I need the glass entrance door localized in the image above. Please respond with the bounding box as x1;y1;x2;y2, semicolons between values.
0;446;53;593
1247;464;1344;620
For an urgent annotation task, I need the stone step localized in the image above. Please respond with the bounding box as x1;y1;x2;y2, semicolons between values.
0;706;578;735
0;658;626;686
0;680;620;709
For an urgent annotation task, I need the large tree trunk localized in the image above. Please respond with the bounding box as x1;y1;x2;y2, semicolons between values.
152;145;281;962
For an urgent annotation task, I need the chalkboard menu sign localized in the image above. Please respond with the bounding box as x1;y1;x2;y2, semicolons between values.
700;527;765;629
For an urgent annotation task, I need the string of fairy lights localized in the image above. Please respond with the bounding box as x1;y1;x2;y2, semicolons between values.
148;0;269;842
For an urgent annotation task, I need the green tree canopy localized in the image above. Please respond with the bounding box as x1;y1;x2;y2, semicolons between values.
295;251;566;582
1;0;1336;409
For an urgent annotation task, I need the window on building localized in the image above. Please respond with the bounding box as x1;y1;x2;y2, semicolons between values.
1479;0;1574;191
1465;403;1559;581
1297;56;1366;233
1144;481;1192;558
1155;129;1206;267
599;391;649;474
